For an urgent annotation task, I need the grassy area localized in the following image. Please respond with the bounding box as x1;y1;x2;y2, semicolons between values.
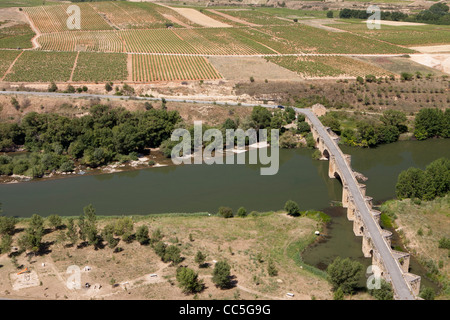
0;0;56;8
0;211;333;300
381;195;450;299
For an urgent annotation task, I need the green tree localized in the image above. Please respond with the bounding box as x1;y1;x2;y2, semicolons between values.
333;287;345;300
284;200;300;216
251;106;272;129
369;279;394;300
66;218;78;245
47;214;63;231
136;225;150;245
218;206;233;218
176;266;204;294
0;234;12;254
326;257;363;294
419;287;435;300
212;260;232;289
79;204;99;247
163;245;182;265
395;167;426;199
380;110;408;133
0;216;17;236
195;250;207;268
236;207;247;217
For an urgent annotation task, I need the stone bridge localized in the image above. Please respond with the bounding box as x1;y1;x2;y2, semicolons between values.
296;107;420;300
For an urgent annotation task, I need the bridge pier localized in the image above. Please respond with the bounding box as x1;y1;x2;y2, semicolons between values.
342;185;349;207
392;250;411;273
347;196;355;221
353;211;364;237
404;273;421;296
362;234;373;258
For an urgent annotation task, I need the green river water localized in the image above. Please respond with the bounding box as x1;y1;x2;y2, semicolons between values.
1;139;449;292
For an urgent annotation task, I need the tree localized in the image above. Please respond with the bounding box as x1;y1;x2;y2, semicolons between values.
153;241;167;258
18;214;44;254
163;245;182;265
79;204;99;247
195;250;207;268
218;206;233;218
136;225;150;245
326;257;363;294
414;108;445;140
102;223;119;249
284;200;300;216
236;207;247;217
380;110;408;133
369;279;394;300
327;11;334;18
395;167;426;199
176;266;204;294
66;218;78;245
212;260;232;289
48;82;58;92
47;214;63;231
420;287;435;300
0;234;12;254
0;216;17;236
251;106;272;129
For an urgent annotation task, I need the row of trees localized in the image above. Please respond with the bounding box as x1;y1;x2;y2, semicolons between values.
395;157;450;201
414;108;450;140
0;105;182;177
339;3;450;25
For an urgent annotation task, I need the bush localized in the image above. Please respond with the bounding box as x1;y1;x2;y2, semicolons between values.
327;257;363;294
284;200;300;216
218;206;233;218
176;266;204;294
400;72;414;81
236;207;247;217
136;225;149;245
212;260;232;289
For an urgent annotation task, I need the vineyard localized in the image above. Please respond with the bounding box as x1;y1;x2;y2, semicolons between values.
4;51;77;82
0;23;34;49
72;52;128;82
38;31;124;52
25;3;112;33
213;9;295;26
266;56;393;77
132;54;221;82
0;50;22;79
259;24;415;54
327;22;450;47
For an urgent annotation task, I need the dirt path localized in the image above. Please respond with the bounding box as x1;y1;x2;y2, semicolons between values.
69;51;80;82
206;9;260;27
1;50;24;81
22;10;41;49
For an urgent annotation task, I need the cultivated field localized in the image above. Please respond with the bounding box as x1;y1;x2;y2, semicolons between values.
0;2;448;84
0;49;21;78
4;51;77;82
72;52;128;82
132;54;221;82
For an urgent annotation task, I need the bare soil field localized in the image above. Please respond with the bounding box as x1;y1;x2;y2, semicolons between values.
207;56;303;81
409;54;450;75
409;45;450;54
0;213;334;300
165;7;232;28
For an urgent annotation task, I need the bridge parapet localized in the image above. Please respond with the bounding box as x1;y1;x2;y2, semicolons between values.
382;229;393;247
392;250;411;273
371;210;381;224
404;273;421;296
358;184;366;197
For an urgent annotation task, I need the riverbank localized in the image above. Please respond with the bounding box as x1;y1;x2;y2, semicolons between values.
0;211;336;300
381;195;450;299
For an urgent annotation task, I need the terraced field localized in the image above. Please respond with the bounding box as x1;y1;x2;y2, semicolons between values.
132;54;221;82
4;51;77;82
72;52;128;82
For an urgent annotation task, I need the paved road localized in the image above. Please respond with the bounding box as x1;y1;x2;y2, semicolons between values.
0;90;416;299
296;108;416;300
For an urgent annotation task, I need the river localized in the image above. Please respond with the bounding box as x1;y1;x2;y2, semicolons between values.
1;138;449;291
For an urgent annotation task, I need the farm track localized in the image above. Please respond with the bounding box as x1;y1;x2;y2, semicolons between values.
1;50;24;82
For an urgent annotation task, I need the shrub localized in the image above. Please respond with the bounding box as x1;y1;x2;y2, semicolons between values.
284;200;300;216
218;206;233;218
212;260;232;289
236;207;247;217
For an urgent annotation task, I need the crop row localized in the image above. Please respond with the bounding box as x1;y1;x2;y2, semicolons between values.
72;52;128;82
25;3;112;34
132;54;221;82
38;31;124;52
